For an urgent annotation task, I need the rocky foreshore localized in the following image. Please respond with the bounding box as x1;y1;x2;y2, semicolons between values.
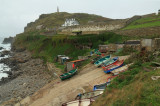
0;48;51;105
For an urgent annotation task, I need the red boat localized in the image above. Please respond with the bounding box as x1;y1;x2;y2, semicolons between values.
104;60;124;73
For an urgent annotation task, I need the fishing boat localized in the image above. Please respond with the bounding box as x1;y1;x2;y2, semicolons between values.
104;60;124;73
111;63;133;76
75;90;104;100
59;68;77;80
91;56;101;64
94;55;111;67
93;82;110;91
101;57;118;68
62;99;94;106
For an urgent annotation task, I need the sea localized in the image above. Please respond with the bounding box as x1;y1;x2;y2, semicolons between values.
0;38;11;80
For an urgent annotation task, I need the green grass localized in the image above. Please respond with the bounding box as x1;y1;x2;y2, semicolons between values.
123;16;160;30
25;12;111;32
92;51;160;106
14;31;127;64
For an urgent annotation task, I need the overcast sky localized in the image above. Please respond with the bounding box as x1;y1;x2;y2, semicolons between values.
0;0;160;37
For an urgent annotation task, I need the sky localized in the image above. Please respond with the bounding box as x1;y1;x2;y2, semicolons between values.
0;0;160;37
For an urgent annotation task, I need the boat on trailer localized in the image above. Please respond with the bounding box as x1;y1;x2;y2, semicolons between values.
75;90;104;100
94;55;111;67
62;99;95;106
59;68;77;80
104;60;124;73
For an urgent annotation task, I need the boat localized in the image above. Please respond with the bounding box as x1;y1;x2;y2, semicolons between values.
104;60;124;73
91;56;101;64
75;90;104;100
93;82;110;91
59;68;77;80
94;55;111;67
106;75;118;83
101;57;118;68
62;99;95;106
111;63;133;76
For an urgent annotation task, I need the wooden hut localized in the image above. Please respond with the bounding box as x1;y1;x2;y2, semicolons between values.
66;60;84;71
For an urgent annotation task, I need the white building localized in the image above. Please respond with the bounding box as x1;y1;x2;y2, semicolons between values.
62;18;79;27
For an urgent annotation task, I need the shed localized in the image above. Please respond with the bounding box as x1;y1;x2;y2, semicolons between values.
60;56;70;64
56;55;66;62
108;44;117;52
99;45;108;53
141;39;154;51
124;40;141;51
66;59;84;71
154;38;160;51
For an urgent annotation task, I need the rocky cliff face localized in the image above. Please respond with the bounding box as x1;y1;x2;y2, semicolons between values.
2;37;14;44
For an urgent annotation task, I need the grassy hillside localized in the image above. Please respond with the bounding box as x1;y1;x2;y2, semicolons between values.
13;32;128;70
92;51;160;106
123;15;160;30
25;12;112;32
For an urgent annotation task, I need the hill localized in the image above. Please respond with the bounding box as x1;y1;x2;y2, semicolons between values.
24;12;112;32
115;14;160;36
123;15;160;30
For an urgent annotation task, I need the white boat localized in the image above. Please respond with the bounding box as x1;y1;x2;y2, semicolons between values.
62;99;95;106
111;63;133;75
75;90;104;100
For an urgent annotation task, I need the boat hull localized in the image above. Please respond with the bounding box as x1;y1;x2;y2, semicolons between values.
60;69;77;80
104;60;124;73
93;82;110;91
75;90;104;100
62;99;94;106
94;55;111;67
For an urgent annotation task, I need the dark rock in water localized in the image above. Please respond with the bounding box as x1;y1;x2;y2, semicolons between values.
0;50;10;57
0;47;4;50
2;37;14;44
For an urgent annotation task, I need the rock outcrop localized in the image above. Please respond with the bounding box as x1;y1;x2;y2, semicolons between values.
2;37;14;44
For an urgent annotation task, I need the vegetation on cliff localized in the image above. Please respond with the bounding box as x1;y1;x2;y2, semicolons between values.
123;15;160;30
25;12;112;32
13;32;128;69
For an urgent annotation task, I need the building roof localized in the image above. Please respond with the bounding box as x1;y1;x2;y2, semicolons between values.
125;40;140;44
70;59;84;63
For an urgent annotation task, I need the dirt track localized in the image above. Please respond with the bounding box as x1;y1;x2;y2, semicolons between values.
15;56;129;106
15;63;110;106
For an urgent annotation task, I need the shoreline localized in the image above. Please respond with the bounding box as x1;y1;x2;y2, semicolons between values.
0;48;51;105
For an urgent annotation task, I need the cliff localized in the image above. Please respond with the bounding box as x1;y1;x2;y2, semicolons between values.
2;37;14;44
24;12;112;32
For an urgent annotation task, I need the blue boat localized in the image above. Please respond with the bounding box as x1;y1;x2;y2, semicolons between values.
104;60;124;73
93;82;110;91
94;55;111;67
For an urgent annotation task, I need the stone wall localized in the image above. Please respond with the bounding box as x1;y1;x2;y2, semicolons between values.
60;21;126;35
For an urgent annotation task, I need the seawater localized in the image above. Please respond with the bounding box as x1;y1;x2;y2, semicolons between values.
0;39;11;80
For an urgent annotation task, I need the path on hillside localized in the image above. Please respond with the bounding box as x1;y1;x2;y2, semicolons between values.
15;56;129;106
